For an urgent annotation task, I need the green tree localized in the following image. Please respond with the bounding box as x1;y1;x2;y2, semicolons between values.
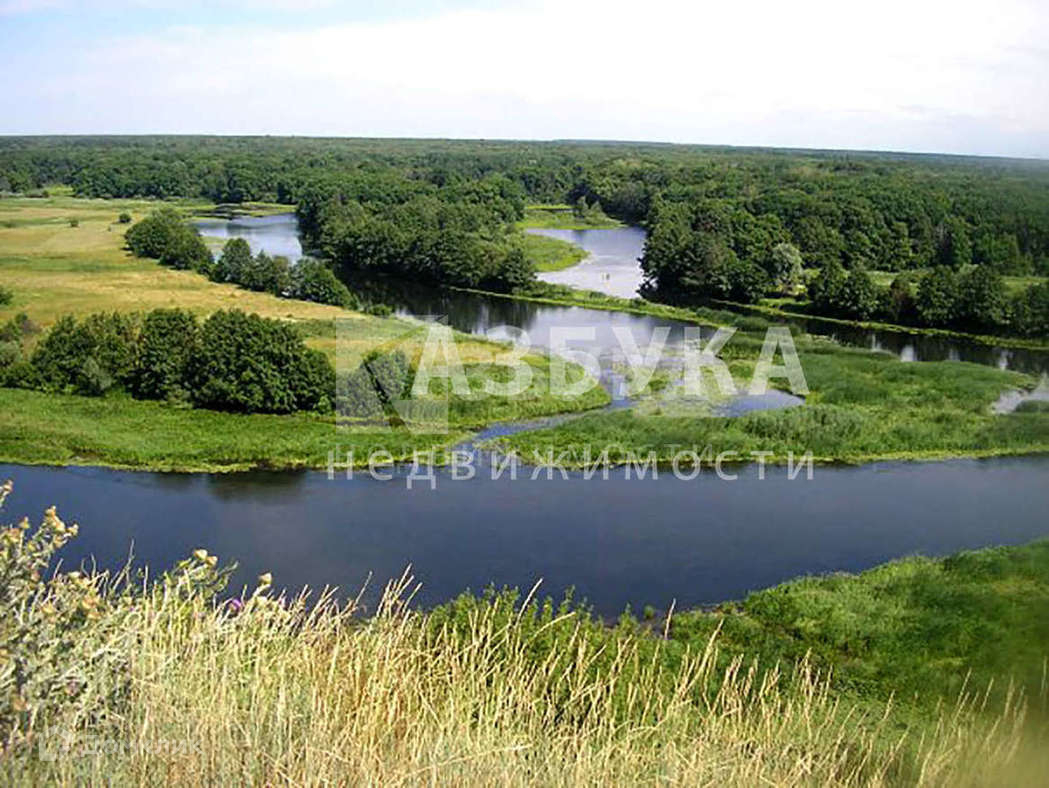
915;266;961;326
131;308;199;401
213;238;253;283
933;217;972;269
189;310;334;413
766;242;803;292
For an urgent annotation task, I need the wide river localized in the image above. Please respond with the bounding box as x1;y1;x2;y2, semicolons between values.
2;215;1045;617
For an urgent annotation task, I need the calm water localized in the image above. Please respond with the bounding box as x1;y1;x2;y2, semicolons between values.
11;214;1039;614
4;458;1049;616
197;214;1049;375
195;213;303;262
528;226;647;299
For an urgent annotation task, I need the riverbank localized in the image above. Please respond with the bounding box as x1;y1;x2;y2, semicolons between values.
0;196;608;471
3;476;1046;783
718;295;1049;352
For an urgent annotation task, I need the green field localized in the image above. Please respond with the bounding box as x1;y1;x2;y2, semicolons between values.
520;231;587;271
0;196;608;470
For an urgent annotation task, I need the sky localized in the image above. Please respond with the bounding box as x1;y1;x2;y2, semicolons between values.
2;0;1047;158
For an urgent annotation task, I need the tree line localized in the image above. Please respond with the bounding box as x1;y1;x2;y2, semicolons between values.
126;208;358;309
0;309;333;413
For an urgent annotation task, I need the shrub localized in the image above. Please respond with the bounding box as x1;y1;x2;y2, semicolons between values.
189;310;334;413
0;285;12;306
290;258;358;308
131;308;199;401
30;313;138;395
117;212;132;224
68;218;79;228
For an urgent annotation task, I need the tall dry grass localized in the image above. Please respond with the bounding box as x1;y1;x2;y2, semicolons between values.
5;563;1044;787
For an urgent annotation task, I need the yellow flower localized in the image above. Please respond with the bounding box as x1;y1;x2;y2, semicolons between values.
257;572;273;587
192;548;209;562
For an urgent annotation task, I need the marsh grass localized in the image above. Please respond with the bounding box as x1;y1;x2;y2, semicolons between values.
520;232;586;272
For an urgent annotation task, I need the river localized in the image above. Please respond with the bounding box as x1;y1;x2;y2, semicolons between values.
2;214;1045;617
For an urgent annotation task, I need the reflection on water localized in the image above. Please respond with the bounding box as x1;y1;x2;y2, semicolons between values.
527;227;647;298
194;213;303;262
5;458;1049;616
203;214;1049;376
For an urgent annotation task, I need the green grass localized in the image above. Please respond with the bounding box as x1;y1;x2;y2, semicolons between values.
519;203;623;230
671;540;1049;707
520;232;586;272
497;336;1049;465
0;388;462;472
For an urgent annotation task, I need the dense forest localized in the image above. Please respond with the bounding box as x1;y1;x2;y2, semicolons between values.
3;136;1048;335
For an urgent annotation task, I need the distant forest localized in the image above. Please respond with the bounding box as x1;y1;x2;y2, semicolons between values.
2;136;1048;335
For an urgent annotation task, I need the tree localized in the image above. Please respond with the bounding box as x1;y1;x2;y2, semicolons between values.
30;312;137;395
807;259;848;315
189;310;334;413
915;266;961;326
958;266;1007;329
126;207;212;272
766;242;803;292
933;217;972;269
131;308;199;401
839;268;879;320
213;238;253;283
290;258;358;308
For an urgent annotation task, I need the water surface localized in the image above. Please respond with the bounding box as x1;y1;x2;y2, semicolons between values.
4;458;1048;617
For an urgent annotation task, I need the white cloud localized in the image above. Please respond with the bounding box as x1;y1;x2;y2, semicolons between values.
4;0;1048;156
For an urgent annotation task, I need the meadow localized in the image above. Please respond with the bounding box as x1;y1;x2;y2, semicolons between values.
519;232;586;272
0;195;608;471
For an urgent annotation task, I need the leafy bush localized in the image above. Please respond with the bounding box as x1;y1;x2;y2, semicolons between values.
0;285;12;306
117;212;132;224
131;308;199;402
125;207;211;272
189;310;333;413
30;313;138;395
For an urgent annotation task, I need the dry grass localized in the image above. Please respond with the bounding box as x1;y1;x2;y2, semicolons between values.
0;196;352;334
8;570;1045;787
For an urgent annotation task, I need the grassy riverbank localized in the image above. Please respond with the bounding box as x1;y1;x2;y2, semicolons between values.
2;481;1046;783
520;232;586;271
519;203;623;230
0;196;607;471
497;335;1049;466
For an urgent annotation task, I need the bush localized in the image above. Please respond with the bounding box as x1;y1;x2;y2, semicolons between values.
0;285;12;306
68;218;79;228
290;258;358;308
126;208;212;272
131;308;199;402
30;313;138;395
189;310;334;413
117;212;132;224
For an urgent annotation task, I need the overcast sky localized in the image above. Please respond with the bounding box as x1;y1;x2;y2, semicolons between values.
2;0;1047;157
